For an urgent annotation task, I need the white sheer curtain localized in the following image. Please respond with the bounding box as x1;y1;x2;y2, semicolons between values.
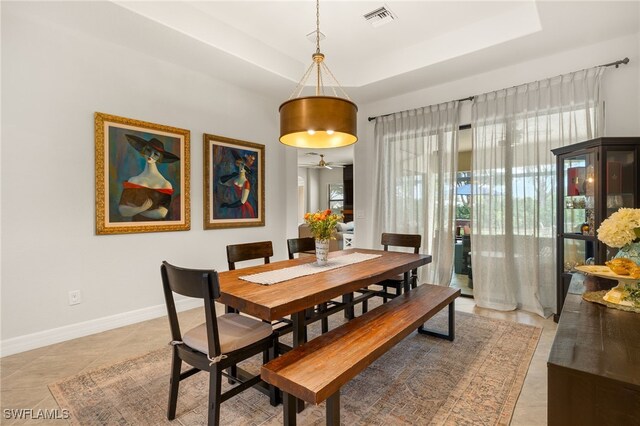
471;68;605;316
373;102;459;285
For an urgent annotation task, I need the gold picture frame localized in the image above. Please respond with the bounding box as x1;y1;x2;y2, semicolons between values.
203;133;265;229
95;112;190;235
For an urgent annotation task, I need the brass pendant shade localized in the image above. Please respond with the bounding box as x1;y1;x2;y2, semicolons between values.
279;0;357;148
279;96;358;148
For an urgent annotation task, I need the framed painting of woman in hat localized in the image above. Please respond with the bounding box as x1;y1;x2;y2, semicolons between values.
95;112;190;235
203;133;265;229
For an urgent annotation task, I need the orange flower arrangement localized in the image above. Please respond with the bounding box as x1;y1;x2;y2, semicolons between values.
304;209;342;241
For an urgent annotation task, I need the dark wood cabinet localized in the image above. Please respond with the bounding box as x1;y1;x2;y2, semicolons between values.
548;294;640;425
343;165;353;222
552;137;640;321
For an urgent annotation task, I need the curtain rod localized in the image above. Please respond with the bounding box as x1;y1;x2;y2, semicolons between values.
367;57;630;122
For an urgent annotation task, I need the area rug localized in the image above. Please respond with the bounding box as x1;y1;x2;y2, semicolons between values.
49;311;541;425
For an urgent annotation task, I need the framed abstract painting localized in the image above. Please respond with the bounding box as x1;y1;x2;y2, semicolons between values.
95;112;190;235
203;133;265;229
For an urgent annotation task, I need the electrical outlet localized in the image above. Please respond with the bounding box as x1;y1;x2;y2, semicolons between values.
68;290;82;306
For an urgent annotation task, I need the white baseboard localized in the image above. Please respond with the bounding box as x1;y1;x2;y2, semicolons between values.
0;298;202;357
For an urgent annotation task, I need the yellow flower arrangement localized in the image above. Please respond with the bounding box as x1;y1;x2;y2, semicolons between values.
304;209;342;241
597;208;640;248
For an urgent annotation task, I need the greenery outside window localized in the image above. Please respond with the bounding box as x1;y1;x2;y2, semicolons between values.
328;183;344;215
456;171;471;220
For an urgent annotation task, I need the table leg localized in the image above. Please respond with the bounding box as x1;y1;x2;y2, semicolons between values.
342;293;355;319
292;311;305;347
403;271;410;293
292;311;306;413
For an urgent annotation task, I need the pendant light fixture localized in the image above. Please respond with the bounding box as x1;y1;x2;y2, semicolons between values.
279;0;358;149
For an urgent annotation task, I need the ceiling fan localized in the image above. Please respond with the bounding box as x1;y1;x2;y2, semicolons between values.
301;153;346;170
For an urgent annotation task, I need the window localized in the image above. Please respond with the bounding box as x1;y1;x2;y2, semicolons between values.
455;171;471;220
328;183;344;215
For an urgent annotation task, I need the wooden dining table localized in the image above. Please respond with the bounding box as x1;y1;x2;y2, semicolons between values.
217;248;432;349
217;248;431;410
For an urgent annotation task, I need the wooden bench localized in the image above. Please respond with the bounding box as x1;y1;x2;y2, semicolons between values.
261;283;461;425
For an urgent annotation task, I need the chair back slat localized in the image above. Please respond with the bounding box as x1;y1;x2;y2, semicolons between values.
380;233;422;288
381;233;421;254
161;261;222;356
162;261;220;299
227;241;273;270
287;237;316;259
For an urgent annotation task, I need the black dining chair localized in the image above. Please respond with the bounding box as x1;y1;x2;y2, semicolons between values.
286;237;334;334
374;233;422;302
161;261;278;425
224;241;274;314
227;241;274;271
225;241;279;380
286;237;316;260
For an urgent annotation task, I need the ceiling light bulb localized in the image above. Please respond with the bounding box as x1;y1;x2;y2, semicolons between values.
307;130;316;135
326;130;334;135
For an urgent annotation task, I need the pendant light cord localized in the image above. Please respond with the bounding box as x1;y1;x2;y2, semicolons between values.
316;0;320;55
315;0;321;95
286;0;352;101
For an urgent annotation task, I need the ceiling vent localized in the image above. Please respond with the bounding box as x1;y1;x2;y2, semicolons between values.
363;5;396;28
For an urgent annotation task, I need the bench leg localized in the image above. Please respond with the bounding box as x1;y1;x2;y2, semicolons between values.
292;311;306;413
283;392;297;426
418;300;455;341
267;343;281;406
326;390;340;426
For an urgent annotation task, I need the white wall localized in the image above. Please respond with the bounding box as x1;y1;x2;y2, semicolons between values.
297;167;308;216
1;4;292;354
307;168;320;213
317;168;344;212
293;167;342;220
355;33;640;250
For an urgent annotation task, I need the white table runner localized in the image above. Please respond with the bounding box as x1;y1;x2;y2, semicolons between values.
239;252;382;285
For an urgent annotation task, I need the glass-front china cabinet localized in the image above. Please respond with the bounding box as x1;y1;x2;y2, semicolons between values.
552;137;640;321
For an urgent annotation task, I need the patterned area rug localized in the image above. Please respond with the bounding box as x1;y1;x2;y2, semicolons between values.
49;311;540;425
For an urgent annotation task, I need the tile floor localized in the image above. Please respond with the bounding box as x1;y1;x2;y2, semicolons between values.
0;297;556;425
450;273;474;297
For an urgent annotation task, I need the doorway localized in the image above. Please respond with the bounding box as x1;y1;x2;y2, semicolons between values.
451;128;473;297
297;147;354;222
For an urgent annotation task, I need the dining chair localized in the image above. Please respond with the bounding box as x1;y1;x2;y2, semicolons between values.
286;237;316;259
225;241;274;315
374;233;422;302
225;241;277;380
227;241;273;271
161;261;278;425
286;237;331;334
